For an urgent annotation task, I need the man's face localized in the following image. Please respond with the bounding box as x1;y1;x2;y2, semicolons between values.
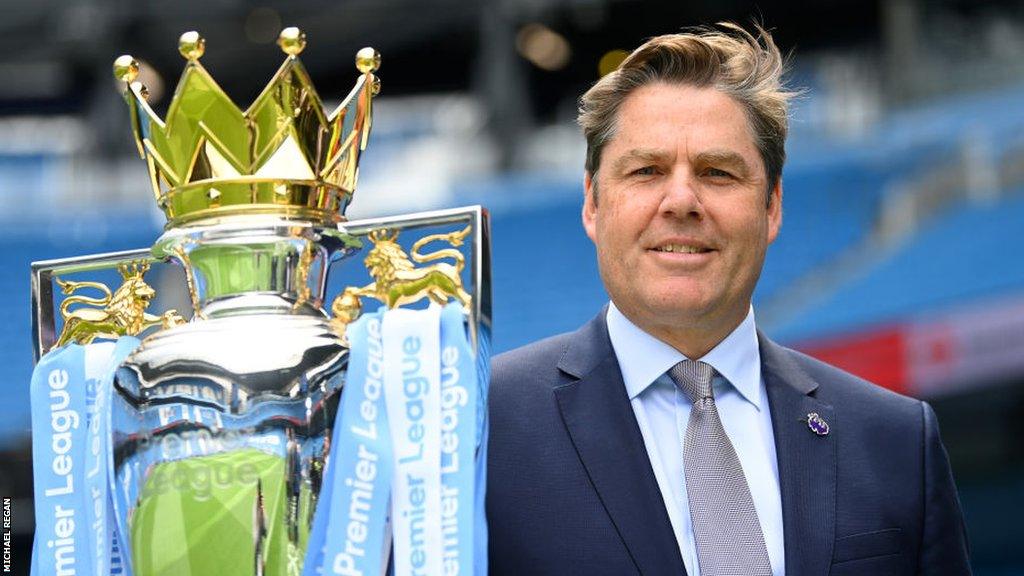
582;82;782;354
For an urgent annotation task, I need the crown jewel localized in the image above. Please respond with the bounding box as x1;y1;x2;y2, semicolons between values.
114;28;380;227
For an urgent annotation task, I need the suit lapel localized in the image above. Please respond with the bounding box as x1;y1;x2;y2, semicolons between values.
760;333;836;576
554;312;686;576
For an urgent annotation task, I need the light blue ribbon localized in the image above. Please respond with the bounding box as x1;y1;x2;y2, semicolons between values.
30;337;139;576
28;304;491;576
305;310;393;576
438;303;478;575
305;303;490;576
472;325;491;576
31;344;90;576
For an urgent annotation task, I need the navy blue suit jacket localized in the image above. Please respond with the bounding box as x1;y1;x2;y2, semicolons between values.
487;311;971;575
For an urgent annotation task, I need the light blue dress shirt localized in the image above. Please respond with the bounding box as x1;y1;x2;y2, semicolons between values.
605;303;785;576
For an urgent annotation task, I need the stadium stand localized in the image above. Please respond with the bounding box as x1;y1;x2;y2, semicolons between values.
774;192;1024;343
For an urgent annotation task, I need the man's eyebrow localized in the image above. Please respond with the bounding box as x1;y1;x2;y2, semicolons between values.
609;148;670;173
694;149;752;174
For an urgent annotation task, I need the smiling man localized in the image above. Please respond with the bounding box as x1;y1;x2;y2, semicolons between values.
487;23;972;576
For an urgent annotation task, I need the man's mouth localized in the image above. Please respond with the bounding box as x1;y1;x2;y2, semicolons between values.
652;243;712;254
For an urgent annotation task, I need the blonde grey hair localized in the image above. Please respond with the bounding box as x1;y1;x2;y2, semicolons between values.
578;23;796;201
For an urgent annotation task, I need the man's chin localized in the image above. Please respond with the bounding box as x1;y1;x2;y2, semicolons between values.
617;299;715;331
646;288;713;315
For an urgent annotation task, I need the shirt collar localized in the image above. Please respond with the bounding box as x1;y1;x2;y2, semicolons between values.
605;302;763;410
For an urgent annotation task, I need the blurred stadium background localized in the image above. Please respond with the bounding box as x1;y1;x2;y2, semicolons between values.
2;0;1023;573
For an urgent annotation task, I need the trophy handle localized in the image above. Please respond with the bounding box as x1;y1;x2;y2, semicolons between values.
332;205;492;355
30;248;188;361
31;206;493;361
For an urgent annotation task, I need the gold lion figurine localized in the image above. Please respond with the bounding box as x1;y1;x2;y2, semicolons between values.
329;225;472;339
53;261;186;349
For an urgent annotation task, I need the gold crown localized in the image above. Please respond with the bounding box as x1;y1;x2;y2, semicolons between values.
113;28;380;227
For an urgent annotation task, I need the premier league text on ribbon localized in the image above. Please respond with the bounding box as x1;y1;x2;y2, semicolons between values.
85;371;107;575
440;343;467;574
314;303;483;576
42;367;81;574
334;315;386;576
399;334;431;572
31;340;138;576
385;307;444;576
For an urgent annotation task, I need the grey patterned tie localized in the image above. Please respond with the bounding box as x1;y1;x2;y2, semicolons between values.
669;360;773;576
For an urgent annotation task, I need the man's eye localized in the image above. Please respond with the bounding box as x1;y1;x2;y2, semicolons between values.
631;166;657;176
704;167;734;179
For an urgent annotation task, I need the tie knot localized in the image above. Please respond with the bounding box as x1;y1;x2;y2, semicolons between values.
668;360;715;406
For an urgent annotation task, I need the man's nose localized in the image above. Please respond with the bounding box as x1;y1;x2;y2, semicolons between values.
658;170;703;218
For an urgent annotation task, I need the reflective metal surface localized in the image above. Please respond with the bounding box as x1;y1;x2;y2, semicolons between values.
108;218;349;574
80;208;487;575
30;207;492;369
113;317;344;574
30;208;490;574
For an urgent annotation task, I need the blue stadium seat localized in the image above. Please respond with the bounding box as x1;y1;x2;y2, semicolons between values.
772;192;1024;342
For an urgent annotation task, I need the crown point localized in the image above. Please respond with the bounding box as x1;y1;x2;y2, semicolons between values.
178;31;206;60
355;47;381;73
113;55;140;83
131;81;150;101
278;27;306;56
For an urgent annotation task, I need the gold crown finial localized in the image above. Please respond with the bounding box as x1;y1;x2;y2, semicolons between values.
178;31;206;60
356;47;381;73
132;81;150;101
278;27;306;56
116;29;379;227
113;55;139;83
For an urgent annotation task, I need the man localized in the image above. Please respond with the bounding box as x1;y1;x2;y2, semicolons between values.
487;23;971;576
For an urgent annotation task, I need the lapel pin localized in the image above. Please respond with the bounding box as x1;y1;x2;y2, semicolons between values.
806;412;829;436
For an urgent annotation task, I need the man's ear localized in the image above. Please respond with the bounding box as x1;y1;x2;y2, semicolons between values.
582;171;598;243
767;178;783;245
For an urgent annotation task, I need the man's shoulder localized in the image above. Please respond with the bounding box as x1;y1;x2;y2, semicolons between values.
489;311;613;412
492;331;577;385
485;331;584;422
770;339;923;418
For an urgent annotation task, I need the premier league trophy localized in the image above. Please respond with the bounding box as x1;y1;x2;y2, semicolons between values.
29;28;490;576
